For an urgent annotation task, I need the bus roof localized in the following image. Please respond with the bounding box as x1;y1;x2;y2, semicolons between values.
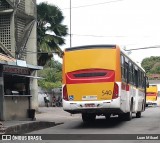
65;45;116;52
64;44;145;73
120;48;145;72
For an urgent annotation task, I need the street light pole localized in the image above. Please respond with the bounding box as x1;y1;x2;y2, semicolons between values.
70;0;72;48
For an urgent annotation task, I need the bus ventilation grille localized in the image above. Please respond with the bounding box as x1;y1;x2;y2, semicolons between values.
73;72;107;78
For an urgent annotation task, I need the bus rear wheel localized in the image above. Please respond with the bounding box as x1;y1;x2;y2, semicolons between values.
124;110;132;121
120;102;133;121
82;113;96;123
136;111;141;118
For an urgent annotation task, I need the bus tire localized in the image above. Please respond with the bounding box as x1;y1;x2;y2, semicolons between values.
119;111;132;121
82;113;96;123
136;111;141;118
142;101;145;111
124;101;133;121
136;102;143;118
124;111;132;121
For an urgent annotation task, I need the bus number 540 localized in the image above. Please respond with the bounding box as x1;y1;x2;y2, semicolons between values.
102;90;112;96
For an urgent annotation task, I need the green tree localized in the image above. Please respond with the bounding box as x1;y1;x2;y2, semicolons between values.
38;59;62;90
141;56;160;74
37;2;68;66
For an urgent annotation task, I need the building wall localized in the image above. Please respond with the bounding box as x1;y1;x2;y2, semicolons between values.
0;0;39;120
4;97;29;120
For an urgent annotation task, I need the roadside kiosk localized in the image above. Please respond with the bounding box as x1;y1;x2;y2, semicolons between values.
0;55;42;121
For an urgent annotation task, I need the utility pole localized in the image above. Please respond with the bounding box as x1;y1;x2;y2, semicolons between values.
70;0;72;48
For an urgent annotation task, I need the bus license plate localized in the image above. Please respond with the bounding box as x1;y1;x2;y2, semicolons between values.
85;104;95;107
82;95;97;100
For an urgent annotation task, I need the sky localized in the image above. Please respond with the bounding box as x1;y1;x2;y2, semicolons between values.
37;0;160;63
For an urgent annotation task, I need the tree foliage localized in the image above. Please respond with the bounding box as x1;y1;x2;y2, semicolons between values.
37;3;68;90
37;2;68;66
141;56;160;74
37;59;62;90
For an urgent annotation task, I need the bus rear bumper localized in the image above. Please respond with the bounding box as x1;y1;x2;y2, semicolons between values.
63;98;122;114
146;101;157;105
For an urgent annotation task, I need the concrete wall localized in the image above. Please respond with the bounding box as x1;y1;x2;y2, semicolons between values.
0;0;39;120
4;96;29;120
38;88;62;107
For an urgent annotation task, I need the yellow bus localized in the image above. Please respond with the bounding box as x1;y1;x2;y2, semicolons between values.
62;45;148;122
146;85;158;106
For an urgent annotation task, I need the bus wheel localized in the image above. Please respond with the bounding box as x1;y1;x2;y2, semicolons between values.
124;111;132;121
82;113;96;123
124;102;133;121
136;111;141;118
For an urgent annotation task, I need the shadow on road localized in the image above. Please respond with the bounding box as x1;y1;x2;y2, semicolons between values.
73;116;136;129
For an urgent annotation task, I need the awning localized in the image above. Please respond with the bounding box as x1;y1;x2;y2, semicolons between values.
4;73;45;79
26;63;43;70
0;54;43;70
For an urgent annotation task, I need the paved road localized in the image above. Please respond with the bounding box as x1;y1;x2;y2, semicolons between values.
1;106;160;143
33;106;160;134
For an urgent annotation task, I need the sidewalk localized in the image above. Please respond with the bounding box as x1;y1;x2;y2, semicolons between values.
0;107;80;134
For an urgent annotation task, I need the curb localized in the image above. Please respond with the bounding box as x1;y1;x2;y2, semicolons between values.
0;122;6;134
3;121;63;134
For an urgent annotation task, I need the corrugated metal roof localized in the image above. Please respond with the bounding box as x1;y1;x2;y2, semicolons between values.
0;53;43;70
0;53;16;62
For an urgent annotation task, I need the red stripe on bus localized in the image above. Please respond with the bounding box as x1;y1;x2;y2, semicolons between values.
121;83;130;91
126;84;130;91
66;69;115;84
121;83;126;90
146;92;157;96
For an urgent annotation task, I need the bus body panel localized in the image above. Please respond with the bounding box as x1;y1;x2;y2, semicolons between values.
62;45;147;118
146;85;158;105
66;82;114;101
64;49;116;73
63;46;123;114
64;46;121;82
62;98;121;114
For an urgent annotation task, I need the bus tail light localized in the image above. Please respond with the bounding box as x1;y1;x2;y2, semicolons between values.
113;83;119;99
63;85;68;101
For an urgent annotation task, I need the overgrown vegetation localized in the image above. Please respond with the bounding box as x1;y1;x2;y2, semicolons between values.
37;59;62;90
141;56;160;74
37;2;68;66
37;2;68;90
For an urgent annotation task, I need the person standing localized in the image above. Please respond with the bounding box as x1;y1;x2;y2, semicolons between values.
44;93;50;107
46;95;49;107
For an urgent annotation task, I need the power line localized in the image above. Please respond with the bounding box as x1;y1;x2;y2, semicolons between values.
70;33;158;38
6;46;160;54
125;46;160;51
72;33;126;38
62;0;125;10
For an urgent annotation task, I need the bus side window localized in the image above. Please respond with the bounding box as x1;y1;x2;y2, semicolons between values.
135;69;138;88
121;55;125;82
129;62;133;84
132;66;135;86
138;70;141;88
125;62;129;84
141;71;144;88
142;73;145;88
